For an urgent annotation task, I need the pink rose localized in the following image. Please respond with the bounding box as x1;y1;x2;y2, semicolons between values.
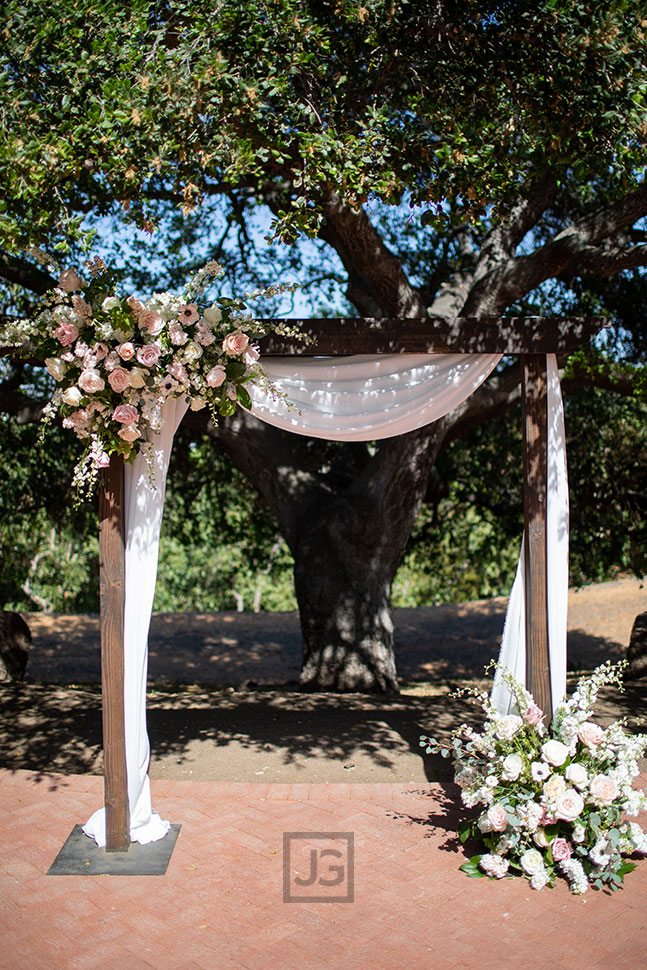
107;367;131;392
96;451;111;469
94;342;109;360
589;774;618;805
486;804;508;832
54;321;79;347
578;722;604;751
206;365;226;387
117;341;136;361
118;425;140;443
139;310;165;336
554;789;584;823
58;268;82;292
222;330;249;356
136;343;162;367
551;838;572;862
167;361;189;384
524;703;543;725
112;404;139;425
77;368;105;393
177;303;199;325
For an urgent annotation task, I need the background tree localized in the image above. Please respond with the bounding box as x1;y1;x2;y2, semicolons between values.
2;0;647;690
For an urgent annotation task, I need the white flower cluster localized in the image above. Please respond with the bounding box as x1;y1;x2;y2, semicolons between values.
421;663;647;894
16;260;299;494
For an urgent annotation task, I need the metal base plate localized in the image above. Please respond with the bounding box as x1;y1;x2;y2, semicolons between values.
47;823;181;875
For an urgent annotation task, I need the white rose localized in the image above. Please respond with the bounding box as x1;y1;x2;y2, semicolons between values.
101;296;120;312
495;715;523;741
501;754;524;782
520;848;545;875
541;739;569;767
203;304;222;326
533;829;549;848
62;386;83;407
112;328;134;342
183;340;203;363
45;357;66;382
565;763;588;789
129;366;147;389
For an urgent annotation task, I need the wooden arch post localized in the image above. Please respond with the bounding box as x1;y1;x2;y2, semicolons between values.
521;355;552;722
99;453;130;852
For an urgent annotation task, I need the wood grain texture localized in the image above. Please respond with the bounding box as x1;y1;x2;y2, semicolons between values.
522;355;552;724
257;316;606;356
99;453;130;852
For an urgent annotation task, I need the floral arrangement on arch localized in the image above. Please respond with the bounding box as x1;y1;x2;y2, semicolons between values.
10;257;297;492
420;662;647;894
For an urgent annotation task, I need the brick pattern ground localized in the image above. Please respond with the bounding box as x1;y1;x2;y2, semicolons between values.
2;768;647;970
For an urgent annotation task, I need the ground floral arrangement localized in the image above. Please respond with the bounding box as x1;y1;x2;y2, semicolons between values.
420;662;647;894
7;256;298;493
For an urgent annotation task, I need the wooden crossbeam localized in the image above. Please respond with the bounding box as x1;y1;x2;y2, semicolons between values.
258;316;606;356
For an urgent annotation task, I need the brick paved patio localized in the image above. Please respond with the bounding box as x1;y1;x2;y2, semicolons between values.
2;767;647;970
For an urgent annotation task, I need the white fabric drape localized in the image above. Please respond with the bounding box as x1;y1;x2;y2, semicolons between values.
83;396;189;848
83;353;568;847
249;353;501;440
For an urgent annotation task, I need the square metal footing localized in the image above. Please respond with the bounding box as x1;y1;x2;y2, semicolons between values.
47;823;181;875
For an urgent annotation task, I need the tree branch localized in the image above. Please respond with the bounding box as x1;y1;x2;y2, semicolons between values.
0;253;55;294
318;193;427;317
463;178;647;315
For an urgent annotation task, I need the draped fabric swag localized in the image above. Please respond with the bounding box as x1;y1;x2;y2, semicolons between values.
84;354;568;847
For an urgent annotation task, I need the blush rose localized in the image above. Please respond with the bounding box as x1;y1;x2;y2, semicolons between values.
578;722;604;751
113;404;139;425
107;367;131;392
222;330;249;355
589;774;618;805
554;789;584;822
54;321;79;347
77;369;105;393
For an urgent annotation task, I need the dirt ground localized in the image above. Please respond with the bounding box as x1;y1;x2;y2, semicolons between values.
1;576;646;784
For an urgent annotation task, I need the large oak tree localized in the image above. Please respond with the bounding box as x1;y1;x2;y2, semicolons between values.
2;0;647;690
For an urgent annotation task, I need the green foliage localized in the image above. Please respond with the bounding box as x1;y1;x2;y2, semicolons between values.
0;410;99;610
565;387;647;584
154;429;297;612
2;0;646;251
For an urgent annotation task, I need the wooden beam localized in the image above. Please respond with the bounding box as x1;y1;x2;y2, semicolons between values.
522;355;552;723
99;453;130;852
257;316;607;356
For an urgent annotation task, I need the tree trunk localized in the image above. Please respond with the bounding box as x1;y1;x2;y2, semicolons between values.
293;493;399;692
202;409;448;693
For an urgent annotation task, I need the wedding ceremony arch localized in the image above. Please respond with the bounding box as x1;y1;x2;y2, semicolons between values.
88;313;604;857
